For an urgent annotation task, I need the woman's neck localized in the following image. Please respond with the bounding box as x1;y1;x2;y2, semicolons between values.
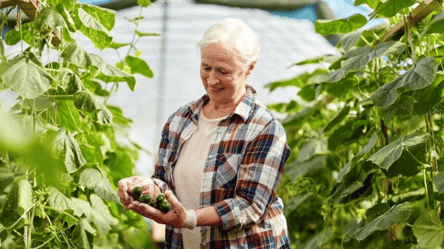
203;93;245;119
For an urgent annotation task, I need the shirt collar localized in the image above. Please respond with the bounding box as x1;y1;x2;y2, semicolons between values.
189;84;257;122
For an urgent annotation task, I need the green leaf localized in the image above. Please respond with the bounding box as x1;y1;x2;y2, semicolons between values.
72;7;113;50
369;0;416;19
328;120;368;151
266;68;328;92
62;42;94;68
55;3;77;32
298;229;333;249
83;79;110;97
57;101;83;132
4;28;21;46
433;170;444;193
53;128;87;173
0;55;55;99
354;202;418;241
367;130;428;170
73;89;113;125
337;134;378;183
297;138;329;162
135;30;160;37
107;106;132;126
58;68;84;94
286;155;326;179
107;42;131;49
283;105;316;126
341;30;364;51
382;142;425;178
321;77;356;98
81;4;115;31
72;194;119;236
413;210;444;248
79;168;120;203
70;218;94;249
328;41;404;82
298;85;316;102
35;7;67;31
321;105;350;134
125;55;153;78
0;177;33;229
315;14;367;36
354;0;380;9
370;57;437;108
138;0;151;7
90;54;136;91
379;95;415;123
413;79;444;116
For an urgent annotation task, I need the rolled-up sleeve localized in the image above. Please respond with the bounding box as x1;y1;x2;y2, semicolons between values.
213;120;290;231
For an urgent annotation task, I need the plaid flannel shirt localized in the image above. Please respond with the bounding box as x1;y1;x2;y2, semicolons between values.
152;85;291;248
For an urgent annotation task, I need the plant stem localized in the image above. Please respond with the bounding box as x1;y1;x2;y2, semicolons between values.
424;168;430;209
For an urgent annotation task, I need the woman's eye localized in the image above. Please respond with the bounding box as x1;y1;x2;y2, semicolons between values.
218;69;228;74
203;67;211;71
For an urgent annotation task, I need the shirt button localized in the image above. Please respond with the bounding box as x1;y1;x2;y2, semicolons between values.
209;155;213;159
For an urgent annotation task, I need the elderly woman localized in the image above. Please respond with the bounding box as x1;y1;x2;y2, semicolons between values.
118;18;291;248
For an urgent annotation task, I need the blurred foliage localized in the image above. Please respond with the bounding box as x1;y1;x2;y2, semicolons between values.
270;0;444;248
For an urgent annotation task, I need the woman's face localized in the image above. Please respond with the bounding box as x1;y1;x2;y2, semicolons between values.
200;42;255;106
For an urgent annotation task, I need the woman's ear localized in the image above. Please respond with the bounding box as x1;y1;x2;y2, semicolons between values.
245;60;257;79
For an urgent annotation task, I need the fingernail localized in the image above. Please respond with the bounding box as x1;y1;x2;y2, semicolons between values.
124;195;129;201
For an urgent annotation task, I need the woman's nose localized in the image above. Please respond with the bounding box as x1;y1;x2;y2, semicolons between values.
207;70;219;85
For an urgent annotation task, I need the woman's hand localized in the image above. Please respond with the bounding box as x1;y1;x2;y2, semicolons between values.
117;176;161;206
127;190;189;228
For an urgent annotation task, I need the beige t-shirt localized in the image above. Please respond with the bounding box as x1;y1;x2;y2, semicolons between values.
173;112;226;249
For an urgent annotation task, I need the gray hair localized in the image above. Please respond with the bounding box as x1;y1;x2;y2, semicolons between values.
198;18;260;67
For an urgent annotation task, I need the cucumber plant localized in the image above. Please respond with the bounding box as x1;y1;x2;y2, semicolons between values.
269;0;444;248
0;0;157;248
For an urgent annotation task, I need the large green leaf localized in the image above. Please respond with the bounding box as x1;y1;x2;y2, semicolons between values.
328;120;368;151
382;142;425;178
413;79;444;116
320;105;350;134
72;7;113;50
328;41;404;82
286;155;327;179
91;54;136;91
58;68;84;94
0;177;33;229
354;0;380;9
413;210;444;248
354;202;418;241
0;55;54;99
57;101;83;132
337;134;378;183
379;95;415;123
370;57;437;108
53;128;87;173
369;0;416;19
73;89;113;125
315;14;367;36
367;130;428;170
107;106;132;126
125;55;153;78
341;30;364;51
71;194;119;236
266;68;328;92
79;168;120;203
297;138;328;162
47;187;83;217
81;4;115;31
298;229;333;249
62;42;94;68
70;218;94;249
35;7;67;31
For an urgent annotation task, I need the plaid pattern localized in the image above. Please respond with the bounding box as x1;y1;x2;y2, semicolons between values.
153;85;291;248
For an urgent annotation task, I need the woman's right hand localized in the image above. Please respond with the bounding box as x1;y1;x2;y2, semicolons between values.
117;176;161;207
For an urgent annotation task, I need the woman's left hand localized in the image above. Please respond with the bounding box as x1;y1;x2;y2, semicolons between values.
127;190;187;228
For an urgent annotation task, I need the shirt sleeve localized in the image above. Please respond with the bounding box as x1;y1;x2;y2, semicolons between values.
151;114;175;193
213;120;291;231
